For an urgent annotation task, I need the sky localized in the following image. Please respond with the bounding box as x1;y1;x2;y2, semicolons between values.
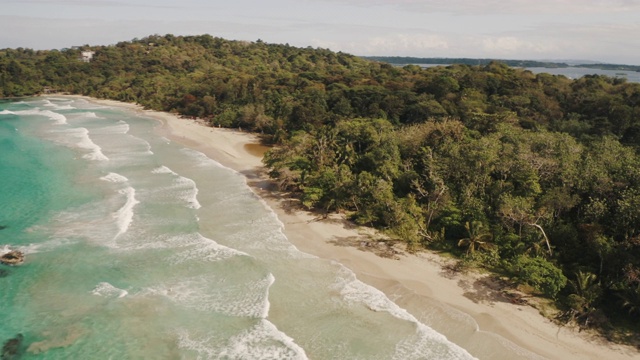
1;0;639;65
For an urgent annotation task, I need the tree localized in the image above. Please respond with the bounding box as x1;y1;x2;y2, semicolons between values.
619;285;640;318
499;195;553;256
565;271;602;327
457;221;494;256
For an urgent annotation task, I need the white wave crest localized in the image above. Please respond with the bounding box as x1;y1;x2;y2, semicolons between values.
11;109;67;124
177;320;308;360
334;267;475;360
261;273;275;318
180;147;226;168
166;233;249;263
43;110;68;124
92;282;128;298
84;112;98;118
14;238;76;255
114;187;139;238
2;241;76;259
0;110;15;115
91;120;129;135
141;273;272;318
100;172;129;183
43;99;75;110
151;165;175;175
60;127;109;161
0;245;11;256
81;112;101;119
151;166;201;209
176;175;201;209
114;120;129;134
221;320;307;360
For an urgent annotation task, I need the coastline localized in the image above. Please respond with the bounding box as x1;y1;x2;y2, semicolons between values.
56;95;638;359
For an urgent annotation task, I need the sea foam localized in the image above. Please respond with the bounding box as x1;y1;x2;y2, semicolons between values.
177;320;308;360
166;233;249;264
114;187;139;239
90;120;129;135
2;240;76;257
180;147;225;169
100;172;129;183
92;282;128;299
219;320;308;360
151;166;201;209
42;99;75;111
83;112;99;118
141;273;273;318
151;165;174;175
9;109;68;125
0;244;11;256
14;238;75;255
334;266;475;360
58;127;109;161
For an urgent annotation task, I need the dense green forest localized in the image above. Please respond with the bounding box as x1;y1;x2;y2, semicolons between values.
2;34;640;337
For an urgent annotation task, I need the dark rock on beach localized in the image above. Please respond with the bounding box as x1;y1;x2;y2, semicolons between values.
1;334;24;360
0;251;24;266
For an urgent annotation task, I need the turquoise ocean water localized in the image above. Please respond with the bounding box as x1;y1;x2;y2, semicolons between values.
0;98;541;359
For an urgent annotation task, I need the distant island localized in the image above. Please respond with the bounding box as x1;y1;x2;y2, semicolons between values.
361;56;640;72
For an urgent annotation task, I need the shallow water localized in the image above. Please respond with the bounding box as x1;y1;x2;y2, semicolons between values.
0;97;543;359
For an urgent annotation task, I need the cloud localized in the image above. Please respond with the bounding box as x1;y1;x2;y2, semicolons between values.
323;33;449;56
481;36;558;55
3;0;178;9
313;0;640;15
368;34;449;51
0;14;297;50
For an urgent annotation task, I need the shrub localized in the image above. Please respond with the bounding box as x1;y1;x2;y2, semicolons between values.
512;255;567;298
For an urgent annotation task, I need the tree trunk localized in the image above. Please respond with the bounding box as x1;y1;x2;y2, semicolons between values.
527;222;552;256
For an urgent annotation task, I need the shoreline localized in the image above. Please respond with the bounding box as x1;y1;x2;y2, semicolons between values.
55;95;638;359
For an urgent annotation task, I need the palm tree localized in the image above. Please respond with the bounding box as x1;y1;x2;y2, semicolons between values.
457;221;494;256
567;271;601;327
619;285;640;317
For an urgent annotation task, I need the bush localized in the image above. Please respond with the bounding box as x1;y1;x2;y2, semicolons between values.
512;255;567;298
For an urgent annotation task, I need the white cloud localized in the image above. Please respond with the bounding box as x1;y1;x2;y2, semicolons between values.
314;0;640;14
335;33;449;56
481;36;558;55
370;34;449;50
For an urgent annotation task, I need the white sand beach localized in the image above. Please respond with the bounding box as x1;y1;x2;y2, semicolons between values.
63;95;639;360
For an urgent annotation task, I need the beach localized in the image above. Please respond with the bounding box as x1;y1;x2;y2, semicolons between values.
54;95;639;359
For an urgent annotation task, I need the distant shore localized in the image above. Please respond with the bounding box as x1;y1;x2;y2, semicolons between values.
53;95;639;359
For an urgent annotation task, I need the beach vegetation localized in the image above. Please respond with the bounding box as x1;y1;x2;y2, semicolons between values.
457;221;494;256
512;255;567;299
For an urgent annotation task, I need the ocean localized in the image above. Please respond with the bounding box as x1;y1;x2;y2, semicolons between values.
523;67;640;83
0;97;540;359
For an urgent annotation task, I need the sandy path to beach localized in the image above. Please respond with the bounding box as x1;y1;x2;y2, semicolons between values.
61;96;639;359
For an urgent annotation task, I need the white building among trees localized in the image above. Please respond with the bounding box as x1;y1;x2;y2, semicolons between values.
80;51;95;62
